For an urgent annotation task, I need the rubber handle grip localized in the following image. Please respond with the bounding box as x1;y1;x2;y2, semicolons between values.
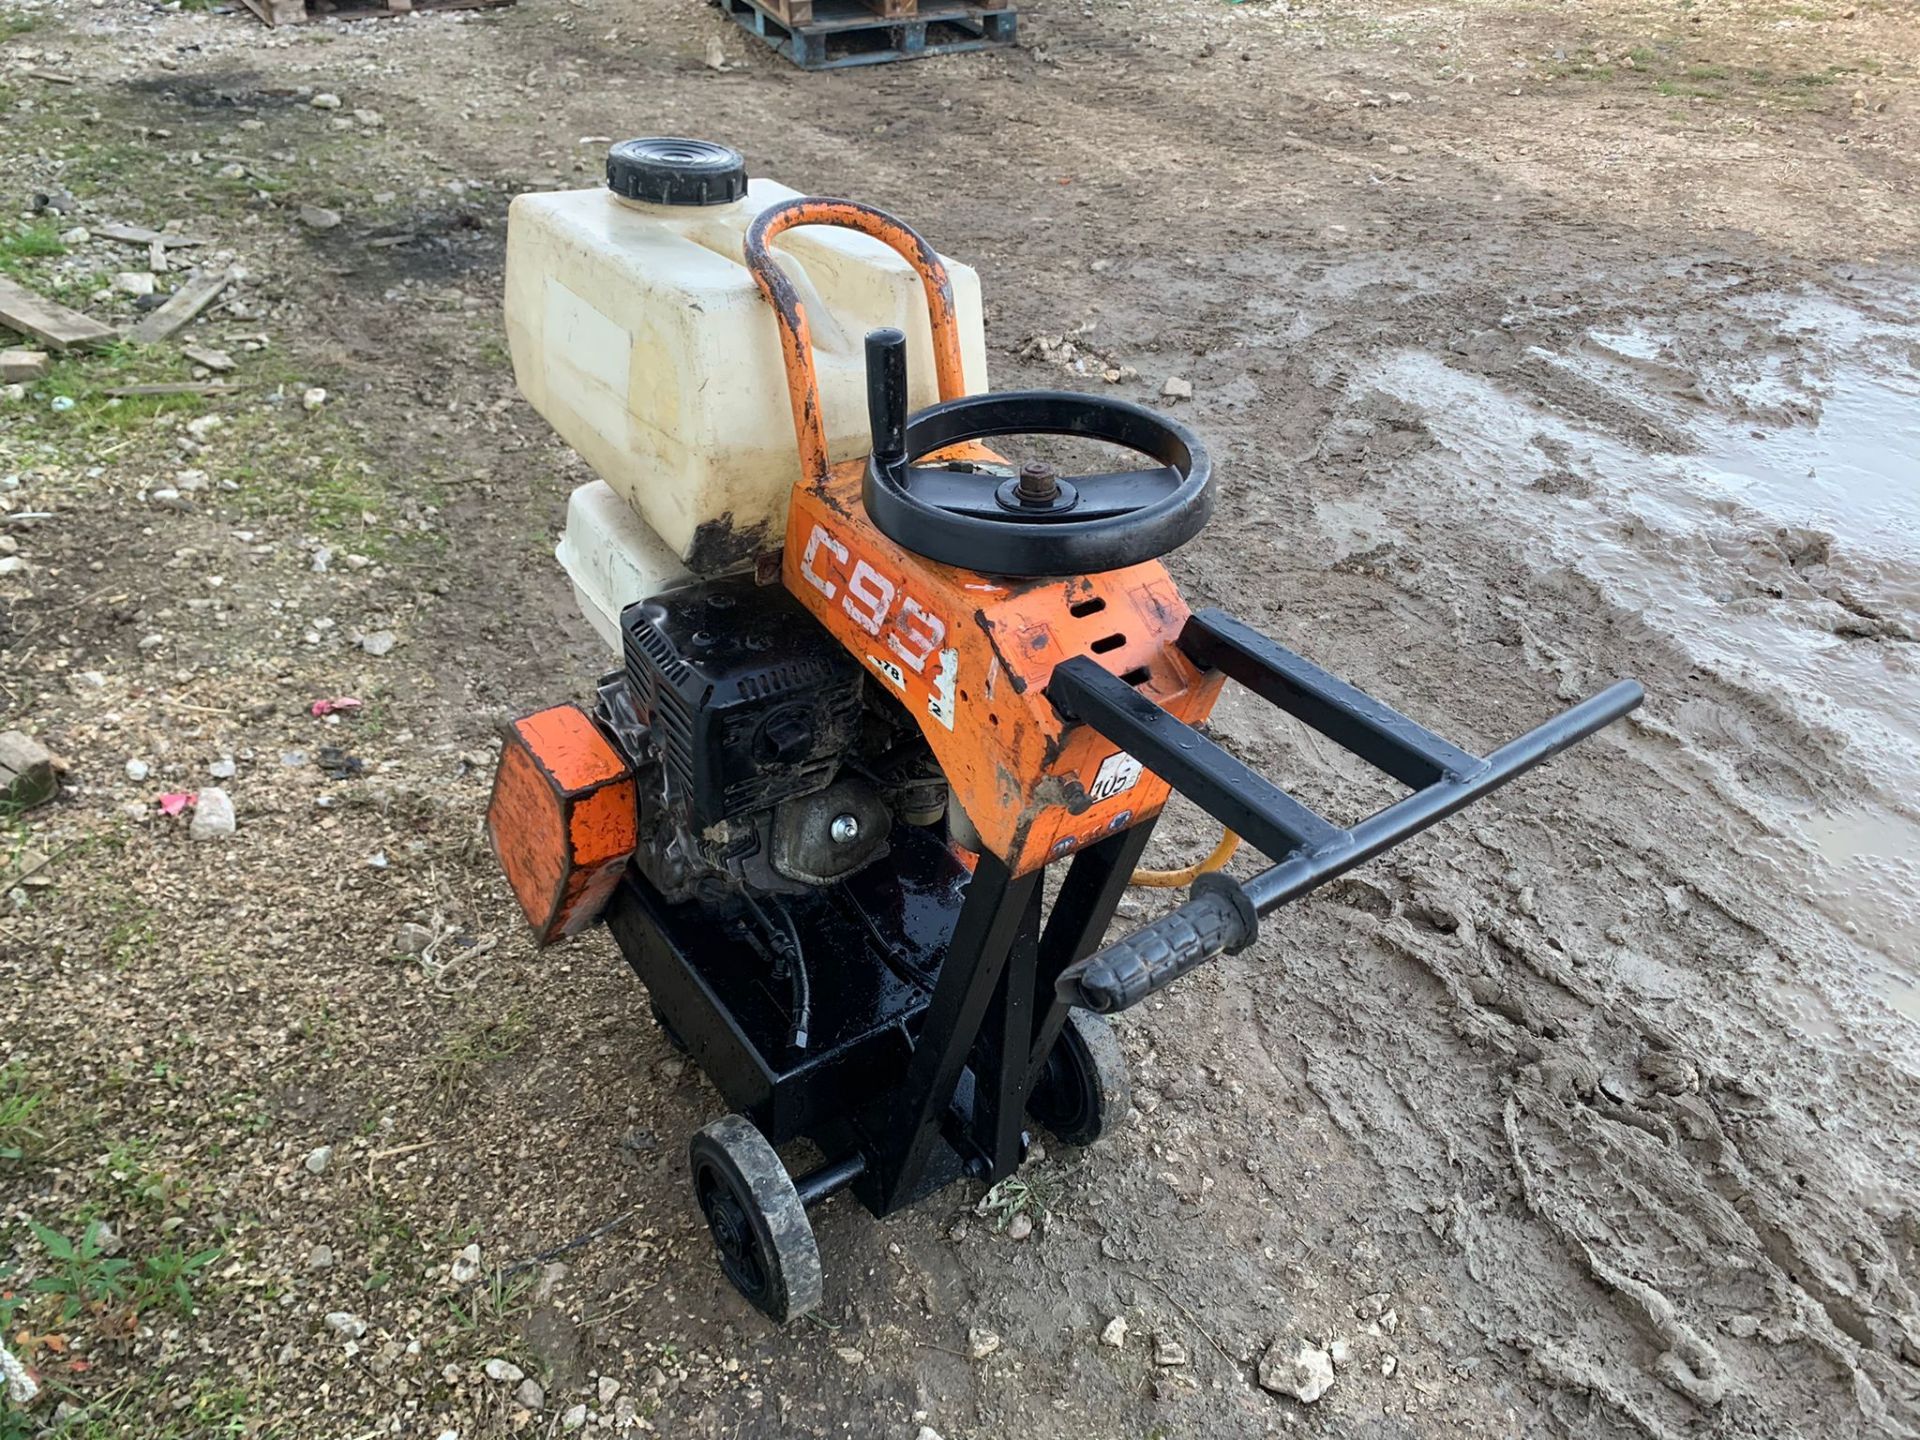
1059;875;1257;1014
866;327;908;465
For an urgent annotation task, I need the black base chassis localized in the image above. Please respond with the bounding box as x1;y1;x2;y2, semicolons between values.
604;815;1148;1219
605;603;1639;1225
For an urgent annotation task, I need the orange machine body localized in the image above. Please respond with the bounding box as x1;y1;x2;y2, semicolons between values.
783;456;1224;878
486;704;638;945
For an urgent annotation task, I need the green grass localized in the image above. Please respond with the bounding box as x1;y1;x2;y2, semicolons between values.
96;1137;192;1215
135;1241;223;1315
1539;39;1886;110
26;1221;134;1322
0;220;67;274
429;1004;533;1106
0;1065;54;1165
15;345;213;438
444;1264;534;1331
20;1376;269;1440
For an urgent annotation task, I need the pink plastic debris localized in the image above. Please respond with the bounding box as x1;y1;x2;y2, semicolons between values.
157;792;197;817
309;697;364;718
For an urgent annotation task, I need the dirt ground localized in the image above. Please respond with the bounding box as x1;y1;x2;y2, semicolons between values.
2;0;1917;1435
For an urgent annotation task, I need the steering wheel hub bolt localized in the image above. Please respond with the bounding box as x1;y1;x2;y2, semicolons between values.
1017;461;1061;504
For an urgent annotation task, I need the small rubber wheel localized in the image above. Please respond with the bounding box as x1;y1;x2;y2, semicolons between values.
650;1001;688;1054
1027;1009;1131;1147
688;1115;822;1324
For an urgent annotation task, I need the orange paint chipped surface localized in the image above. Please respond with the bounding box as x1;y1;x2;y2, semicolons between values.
784;460;1223;877
486;705;637;944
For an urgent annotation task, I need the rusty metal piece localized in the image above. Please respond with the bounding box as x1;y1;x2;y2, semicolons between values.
743;197;969;489
1016;461;1060;505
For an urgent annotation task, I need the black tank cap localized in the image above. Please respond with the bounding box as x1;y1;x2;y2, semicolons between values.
605;138;748;206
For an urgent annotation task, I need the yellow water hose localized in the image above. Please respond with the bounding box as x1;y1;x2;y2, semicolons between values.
1130;829;1241;888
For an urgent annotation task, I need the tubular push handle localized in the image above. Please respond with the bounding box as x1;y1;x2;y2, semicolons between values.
1056;676;1645;1014
742;198;968;487
1064;874;1257;1014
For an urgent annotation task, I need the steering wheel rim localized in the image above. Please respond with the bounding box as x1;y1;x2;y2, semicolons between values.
862;390;1214;577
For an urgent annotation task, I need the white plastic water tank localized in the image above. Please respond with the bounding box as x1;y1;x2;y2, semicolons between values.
506;139;990;576
554;479;692;653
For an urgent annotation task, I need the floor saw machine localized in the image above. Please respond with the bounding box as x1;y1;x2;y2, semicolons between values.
487;139;1643;1321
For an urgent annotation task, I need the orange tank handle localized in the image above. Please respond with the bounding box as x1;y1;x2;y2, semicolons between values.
742;197;969;488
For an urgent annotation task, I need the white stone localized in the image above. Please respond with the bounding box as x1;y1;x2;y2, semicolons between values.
324;1311;366;1340
450;1243;482;1285
113;271;156;297
303;386;329;411
561;1405;587;1431
1100;1315;1128;1348
596;1376;620;1405
189;787;236;841
304;1145;332;1174
514;1377;544;1411
483;1358;524;1384
125;759;150;782
1258;1341;1335;1403
1161;376;1194;400
311;92;342;110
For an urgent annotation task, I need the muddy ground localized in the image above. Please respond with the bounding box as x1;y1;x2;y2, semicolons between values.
1;0;1917;1435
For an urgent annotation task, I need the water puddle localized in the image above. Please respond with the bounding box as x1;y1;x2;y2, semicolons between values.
1800;805;1920;1023
1361;282;1920;1019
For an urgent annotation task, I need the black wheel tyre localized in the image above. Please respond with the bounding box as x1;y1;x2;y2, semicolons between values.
687;1115;822;1324
650;1001;688;1054
1027;1009;1131;1147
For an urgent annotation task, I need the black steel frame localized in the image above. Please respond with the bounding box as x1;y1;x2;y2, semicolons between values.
1044;608;1643;1013
611;603;1639;1224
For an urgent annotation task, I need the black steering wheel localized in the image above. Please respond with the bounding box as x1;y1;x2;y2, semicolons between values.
859;329;1214;577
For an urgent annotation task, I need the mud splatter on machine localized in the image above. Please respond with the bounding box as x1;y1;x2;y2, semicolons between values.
487;140;1642;1321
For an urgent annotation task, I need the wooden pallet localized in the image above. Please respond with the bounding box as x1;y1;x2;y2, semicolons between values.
719;0;1015;69
240;0;513;26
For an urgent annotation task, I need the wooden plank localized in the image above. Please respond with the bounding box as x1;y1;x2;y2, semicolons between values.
246;0;512;21
127;269;235;346
0;276;116;351
103;382;236;397
94;223;209;248
0;731;57;812
0;349;49;383
239;0;310;24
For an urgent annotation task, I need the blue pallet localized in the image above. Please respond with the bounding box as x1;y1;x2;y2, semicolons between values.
719;0;1016;70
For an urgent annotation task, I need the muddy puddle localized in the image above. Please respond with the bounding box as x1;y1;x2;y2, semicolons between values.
1361;280;1920;1025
